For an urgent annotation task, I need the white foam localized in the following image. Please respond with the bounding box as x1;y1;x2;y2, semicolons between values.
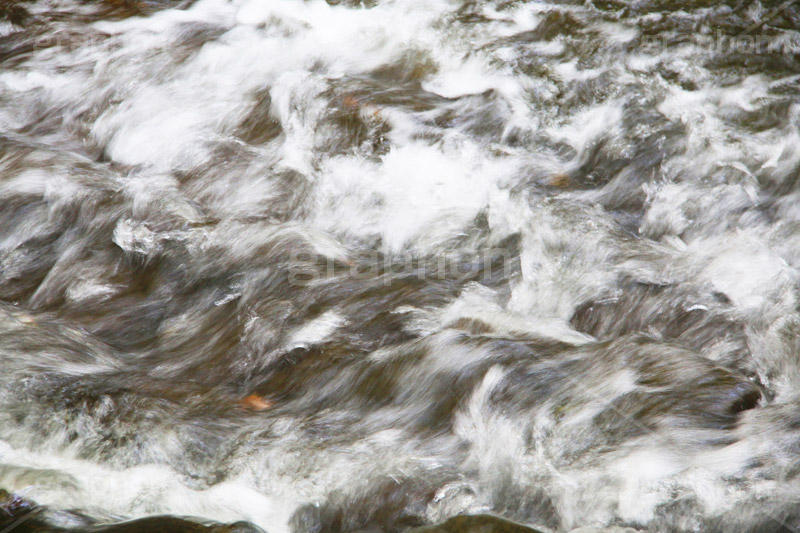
315;141;512;252
0;440;293;532
286;310;346;349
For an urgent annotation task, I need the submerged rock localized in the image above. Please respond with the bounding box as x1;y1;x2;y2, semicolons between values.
0;489;264;533
407;516;643;533
408;514;546;533
87;516;264;533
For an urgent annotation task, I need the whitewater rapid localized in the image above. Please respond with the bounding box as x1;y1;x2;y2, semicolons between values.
1;0;800;531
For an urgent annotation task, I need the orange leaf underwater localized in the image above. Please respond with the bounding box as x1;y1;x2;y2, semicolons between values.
239;395;274;411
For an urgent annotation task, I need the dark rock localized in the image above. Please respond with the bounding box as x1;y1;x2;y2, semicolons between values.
0;489;264;533
408;514;546;533
89;516;264;533
289;476;433;532
0;3;30;26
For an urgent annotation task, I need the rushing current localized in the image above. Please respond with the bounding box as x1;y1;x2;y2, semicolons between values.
1;0;800;531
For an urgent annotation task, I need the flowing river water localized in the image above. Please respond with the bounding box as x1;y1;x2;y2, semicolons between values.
1;0;800;531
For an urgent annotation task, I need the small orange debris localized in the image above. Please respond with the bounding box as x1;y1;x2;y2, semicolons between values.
341;94;383;120
240;394;274;411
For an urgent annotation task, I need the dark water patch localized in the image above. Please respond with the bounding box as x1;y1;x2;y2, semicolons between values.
235;89;283;146
570;281;755;375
